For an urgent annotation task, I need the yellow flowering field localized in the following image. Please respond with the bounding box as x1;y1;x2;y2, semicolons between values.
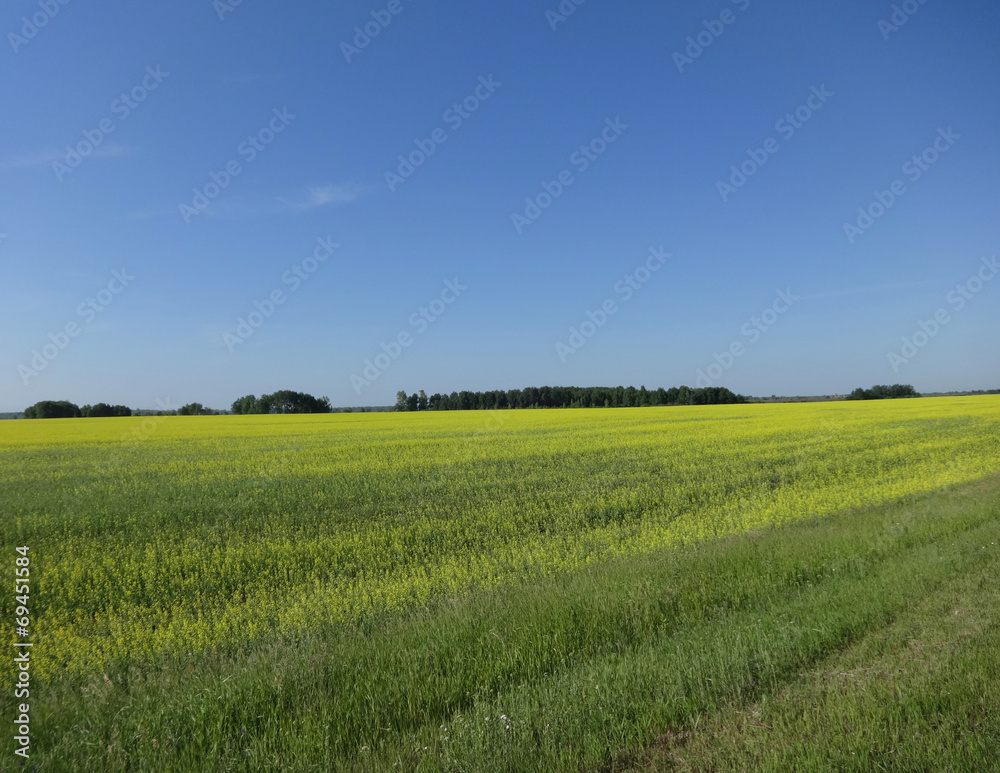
2;396;999;686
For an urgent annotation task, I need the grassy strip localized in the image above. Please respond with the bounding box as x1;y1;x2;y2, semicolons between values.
20;474;1000;771
630;532;1000;770
387;496;999;772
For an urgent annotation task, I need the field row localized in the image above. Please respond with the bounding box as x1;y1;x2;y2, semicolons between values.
18;466;1000;771
1;397;999;683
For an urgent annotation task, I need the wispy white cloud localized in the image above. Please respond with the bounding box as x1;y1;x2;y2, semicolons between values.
800;279;938;301
127;182;363;222
277;184;362;212
2;148;64;168
2;144;132;169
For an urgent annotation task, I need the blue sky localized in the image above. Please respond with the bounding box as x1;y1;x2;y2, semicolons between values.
1;0;998;411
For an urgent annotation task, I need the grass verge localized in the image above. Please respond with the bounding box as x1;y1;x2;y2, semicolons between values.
13;474;1000;771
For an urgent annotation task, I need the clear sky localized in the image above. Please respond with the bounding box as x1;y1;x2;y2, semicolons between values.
1;0;998;411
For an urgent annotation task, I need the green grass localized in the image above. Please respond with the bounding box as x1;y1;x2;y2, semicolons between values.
5;400;1000;686
629;555;1000;771
16;473;1000;771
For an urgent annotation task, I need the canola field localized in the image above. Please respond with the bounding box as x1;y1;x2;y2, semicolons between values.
2;396;999;689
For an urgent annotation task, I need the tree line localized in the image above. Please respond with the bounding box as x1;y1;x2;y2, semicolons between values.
845;384;920;401
23;400;87;419
21;390;333;419
23;401;137;419
230;390;332;414
394;385;747;412
22;400;221;419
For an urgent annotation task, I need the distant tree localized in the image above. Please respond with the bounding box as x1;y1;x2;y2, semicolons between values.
270;391;293;414
384;385;746;412
888;384;918;398
231;395;257;415
23;400;81;419
81;403;133;418
178;403;213;416
846;384;919;401
270;390;320;413
231;391;331;414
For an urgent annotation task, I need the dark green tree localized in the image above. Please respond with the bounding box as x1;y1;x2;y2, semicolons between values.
231;395;257;414
81;403;133;418
846;384;919;401
177;402;211;416
23;400;81;419
232;391;331;414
